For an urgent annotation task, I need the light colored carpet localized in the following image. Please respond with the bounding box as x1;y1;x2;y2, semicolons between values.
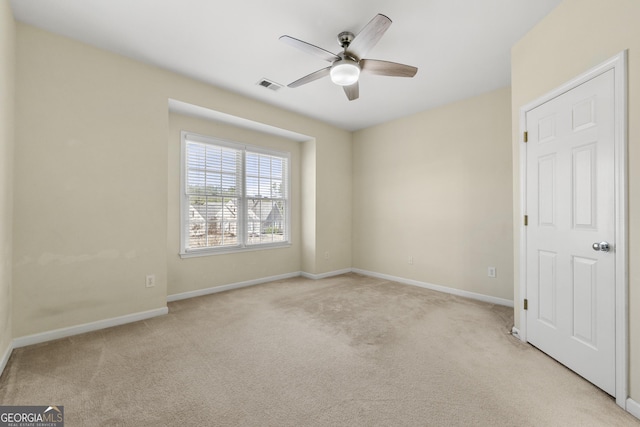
0;273;637;426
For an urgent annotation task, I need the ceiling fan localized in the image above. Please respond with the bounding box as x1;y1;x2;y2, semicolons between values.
280;13;418;101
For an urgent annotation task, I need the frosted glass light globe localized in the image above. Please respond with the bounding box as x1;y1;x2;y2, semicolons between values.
330;59;361;86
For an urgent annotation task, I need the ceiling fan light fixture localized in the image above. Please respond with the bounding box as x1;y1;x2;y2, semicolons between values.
330;59;361;86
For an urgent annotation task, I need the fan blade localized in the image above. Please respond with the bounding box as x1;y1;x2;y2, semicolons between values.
343;82;359;101
287;66;331;88
361;59;418;77
280;35;340;63
346;14;392;60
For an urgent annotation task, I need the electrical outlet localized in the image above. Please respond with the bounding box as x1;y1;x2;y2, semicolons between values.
488;267;496;278
145;274;156;288
408;256;414;265
324;251;330;260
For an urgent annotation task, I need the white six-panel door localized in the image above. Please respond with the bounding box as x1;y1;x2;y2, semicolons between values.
525;69;616;396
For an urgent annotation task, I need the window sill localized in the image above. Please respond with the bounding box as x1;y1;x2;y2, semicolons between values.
179;242;292;259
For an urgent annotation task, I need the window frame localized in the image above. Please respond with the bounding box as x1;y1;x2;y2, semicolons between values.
179;131;291;258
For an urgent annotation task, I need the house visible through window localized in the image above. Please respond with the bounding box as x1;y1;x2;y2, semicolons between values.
181;132;290;256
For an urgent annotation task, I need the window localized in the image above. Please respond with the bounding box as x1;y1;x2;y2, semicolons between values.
180;132;290;256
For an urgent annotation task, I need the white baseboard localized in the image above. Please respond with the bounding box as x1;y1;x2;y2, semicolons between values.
167;271;301;302
627;398;640;419
168;269;357;302
301;268;353;280
352;268;514;308
13;307;169;349
169;267;513;308
0;342;13;378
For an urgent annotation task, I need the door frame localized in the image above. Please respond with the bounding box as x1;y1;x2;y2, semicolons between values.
517;51;628;408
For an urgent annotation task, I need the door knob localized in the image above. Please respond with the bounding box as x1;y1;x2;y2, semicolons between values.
592;241;611;252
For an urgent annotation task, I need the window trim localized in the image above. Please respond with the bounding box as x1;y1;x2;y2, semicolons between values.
179;131;291;257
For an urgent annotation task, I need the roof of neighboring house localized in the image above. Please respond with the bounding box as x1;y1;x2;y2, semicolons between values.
248;199;283;222
191;200;270;222
191;200;238;223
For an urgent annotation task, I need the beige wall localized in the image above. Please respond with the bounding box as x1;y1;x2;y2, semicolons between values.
511;0;640;400
14;24;170;337
167;113;302;295
0;1;15;356
301;139;317;273
13;23;352;338
353;87;513;301
315;130;352;274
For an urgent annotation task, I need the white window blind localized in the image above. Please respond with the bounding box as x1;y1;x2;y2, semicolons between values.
181;132;290;256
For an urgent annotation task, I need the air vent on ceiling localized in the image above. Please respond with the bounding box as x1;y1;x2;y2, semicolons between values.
256;79;283;92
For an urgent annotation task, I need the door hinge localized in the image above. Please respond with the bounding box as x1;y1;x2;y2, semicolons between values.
523;131;528;143
524;299;528;310
524;215;528;226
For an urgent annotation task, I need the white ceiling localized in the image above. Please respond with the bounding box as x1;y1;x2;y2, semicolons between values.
10;0;562;131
